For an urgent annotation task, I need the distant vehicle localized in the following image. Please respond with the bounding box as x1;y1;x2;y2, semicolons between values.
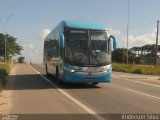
18;57;25;63
13;59;17;63
30;60;32;64
43;21;117;85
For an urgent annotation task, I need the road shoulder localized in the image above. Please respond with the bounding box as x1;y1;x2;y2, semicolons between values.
0;64;16;113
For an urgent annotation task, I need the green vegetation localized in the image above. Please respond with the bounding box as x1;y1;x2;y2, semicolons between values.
0;63;10;91
112;48;136;64
112;48;157;64
0;33;23;62
112;63;160;75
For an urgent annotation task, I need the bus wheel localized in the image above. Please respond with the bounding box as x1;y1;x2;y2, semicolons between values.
46;63;49;76
56;66;62;84
56;66;59;79
92;82;98;85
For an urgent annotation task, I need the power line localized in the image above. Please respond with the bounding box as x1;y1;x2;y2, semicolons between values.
129;21;156;29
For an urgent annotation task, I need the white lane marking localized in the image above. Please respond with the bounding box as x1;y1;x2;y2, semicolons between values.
112;75;160;88
132;80;160;88
28;64;105;120
126;89;160;100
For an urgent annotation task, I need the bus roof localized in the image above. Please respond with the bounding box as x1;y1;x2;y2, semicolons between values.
62;21;108;30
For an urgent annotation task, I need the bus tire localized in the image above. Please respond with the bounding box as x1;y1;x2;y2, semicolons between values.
92;82;98;85
46;63;49;76
56;66;62;84
56;66;59;79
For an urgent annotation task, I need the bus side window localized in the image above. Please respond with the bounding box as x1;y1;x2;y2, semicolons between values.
53;40;60;58
47;51;51;60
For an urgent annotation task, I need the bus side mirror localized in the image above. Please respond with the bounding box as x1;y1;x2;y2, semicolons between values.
110;35;117;49
60;33;64;48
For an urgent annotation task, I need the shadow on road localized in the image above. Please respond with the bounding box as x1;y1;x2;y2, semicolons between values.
4;74;100;90
46;75;101;89
4;74;53;90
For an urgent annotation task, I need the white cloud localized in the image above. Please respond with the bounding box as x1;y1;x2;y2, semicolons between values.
28;44;35;49
21;43;42;63
110;30;121;36
128;31;156;48
110;29;124;48
39;29;51;40
23;43;35;50
117;28;157;48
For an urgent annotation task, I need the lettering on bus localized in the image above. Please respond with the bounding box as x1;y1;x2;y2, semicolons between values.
70;30;86;34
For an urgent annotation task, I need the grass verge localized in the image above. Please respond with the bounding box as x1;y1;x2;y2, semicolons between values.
112;63;160;75
0;63;10;91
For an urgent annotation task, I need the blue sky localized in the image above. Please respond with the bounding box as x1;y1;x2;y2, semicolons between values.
0;0;160;63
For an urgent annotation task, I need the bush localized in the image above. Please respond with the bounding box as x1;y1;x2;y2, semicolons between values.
0;63;10;91
133;68;142;74
112;63;160;75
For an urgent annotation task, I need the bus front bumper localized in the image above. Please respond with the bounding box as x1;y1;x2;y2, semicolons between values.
63;70;112;83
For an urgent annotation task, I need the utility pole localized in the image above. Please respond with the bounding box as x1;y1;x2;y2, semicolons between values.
126;0;131;64
0;17;3;32
4;13;15;62
155;20;159;65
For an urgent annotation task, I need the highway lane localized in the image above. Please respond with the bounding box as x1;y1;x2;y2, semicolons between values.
3;64;88;114
31;63;160;114
112;71;160;86
1;63;160;120
111;76;160;99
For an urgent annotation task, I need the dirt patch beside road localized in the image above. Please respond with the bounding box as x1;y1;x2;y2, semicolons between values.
0;64;16;113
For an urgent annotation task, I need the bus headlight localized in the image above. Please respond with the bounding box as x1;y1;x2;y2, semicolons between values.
64;66;76;73
70;69;75;73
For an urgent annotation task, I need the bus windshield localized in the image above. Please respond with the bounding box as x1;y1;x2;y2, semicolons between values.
65;28;111;66
90;31;111;65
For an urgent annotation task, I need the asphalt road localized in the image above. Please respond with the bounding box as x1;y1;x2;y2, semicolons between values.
1;63;160;120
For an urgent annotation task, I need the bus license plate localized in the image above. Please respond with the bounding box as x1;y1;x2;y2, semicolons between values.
86;78;93;80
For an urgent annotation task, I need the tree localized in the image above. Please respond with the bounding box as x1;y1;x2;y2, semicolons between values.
0;33;4;60
0;33;23;61
112;48;126;63
112;48;136;64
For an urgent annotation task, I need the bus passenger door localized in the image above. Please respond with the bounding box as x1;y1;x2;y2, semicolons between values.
52;39;63;80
